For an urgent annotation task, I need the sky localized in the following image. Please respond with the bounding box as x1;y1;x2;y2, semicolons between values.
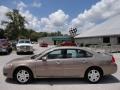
0;0;120;34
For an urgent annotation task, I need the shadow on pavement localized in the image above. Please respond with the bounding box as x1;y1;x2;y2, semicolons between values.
16;52;34;55
0;52;11;56
99;75;120;84
6;75;120;85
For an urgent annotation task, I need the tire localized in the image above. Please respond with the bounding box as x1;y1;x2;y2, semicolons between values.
85;68;102;83
16;52;20;55
14;68;33;84
30;51;33;54
8;48;12;54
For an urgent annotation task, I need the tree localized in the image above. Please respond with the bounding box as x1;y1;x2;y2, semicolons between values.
2;9;27;40
1;9;64;41
0;28;5;38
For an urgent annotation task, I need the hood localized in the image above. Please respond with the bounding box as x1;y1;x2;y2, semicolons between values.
16;43;32;47
7;56;32;64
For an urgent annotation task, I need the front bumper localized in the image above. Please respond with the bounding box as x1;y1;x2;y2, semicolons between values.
0;48;8;53
3;65;13;78
16;46;33;53
17;49;33;53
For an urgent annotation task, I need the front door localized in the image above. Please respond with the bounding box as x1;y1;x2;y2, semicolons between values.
36;49;64;77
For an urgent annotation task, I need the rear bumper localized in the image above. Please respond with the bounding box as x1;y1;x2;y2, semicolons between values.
102;63;117;75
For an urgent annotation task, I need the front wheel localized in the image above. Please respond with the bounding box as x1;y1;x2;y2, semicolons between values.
14;68;32;84
85;68;102;83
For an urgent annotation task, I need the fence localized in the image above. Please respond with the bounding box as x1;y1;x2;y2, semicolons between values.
88;45;120;53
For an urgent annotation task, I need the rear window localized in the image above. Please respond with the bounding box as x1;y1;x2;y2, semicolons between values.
66;49;93;58
77;49;93;58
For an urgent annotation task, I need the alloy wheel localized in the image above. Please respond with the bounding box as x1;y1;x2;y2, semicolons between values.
87;69;101;83
16;69;30;84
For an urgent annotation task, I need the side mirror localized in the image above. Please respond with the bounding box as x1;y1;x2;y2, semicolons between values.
42;56;47;61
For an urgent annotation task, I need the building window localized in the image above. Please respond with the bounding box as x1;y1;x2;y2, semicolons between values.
117;37;120;44
103;37;110;43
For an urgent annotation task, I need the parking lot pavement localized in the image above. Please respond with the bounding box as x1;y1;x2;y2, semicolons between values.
0;44;120;90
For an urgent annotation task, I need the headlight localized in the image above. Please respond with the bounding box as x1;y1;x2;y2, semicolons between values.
16;46;20;50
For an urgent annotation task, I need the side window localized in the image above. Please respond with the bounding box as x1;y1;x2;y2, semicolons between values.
47;50;63;59
77;49;93;58
66;49;77;58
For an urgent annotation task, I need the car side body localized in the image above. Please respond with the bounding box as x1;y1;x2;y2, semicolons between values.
3;46;117;84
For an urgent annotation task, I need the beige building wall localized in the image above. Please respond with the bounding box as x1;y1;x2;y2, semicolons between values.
75;36;120;46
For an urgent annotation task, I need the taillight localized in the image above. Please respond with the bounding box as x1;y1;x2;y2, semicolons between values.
3;44;7;46
112;56;115;63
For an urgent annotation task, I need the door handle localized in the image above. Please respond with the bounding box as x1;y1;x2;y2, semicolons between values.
56;61;61;64
81;60;88;63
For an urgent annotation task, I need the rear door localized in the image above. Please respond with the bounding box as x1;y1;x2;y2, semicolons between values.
63;49;93;77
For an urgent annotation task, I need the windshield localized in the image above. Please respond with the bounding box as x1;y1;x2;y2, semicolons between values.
31;47;54;59
25;41;30;43
19;41;24;43
18;40;31;44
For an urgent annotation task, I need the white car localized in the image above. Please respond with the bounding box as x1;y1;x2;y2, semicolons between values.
16;39;34;54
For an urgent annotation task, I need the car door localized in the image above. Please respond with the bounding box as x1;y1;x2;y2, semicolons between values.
63;49;93;77
35;49;64;77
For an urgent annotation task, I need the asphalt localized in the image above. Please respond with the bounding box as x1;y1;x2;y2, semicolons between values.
0;44;120;90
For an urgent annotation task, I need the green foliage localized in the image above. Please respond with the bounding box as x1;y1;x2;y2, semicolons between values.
0;28;5;38
1;9;63;41
2;9;26;40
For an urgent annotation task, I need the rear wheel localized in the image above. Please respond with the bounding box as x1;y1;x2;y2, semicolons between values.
85;68;102;83
16;52;20;55
14;68;32;84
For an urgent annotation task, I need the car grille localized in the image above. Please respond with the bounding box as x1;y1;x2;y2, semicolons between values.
20;46;30;50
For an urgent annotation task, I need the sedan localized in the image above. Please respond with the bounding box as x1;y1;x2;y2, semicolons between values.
39;42;48;47
60;41;76;46
3;46;117;84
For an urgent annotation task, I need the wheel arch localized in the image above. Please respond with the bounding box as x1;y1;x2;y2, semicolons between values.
13;66;34;79
84;66;104;78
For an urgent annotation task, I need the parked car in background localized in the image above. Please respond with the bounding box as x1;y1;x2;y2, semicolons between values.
0;38;12;54
39;42;48;47
60;41;76;46
16;39;34;54
3;46;117;84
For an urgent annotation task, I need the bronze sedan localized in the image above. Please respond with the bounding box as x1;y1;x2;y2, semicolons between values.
3;46;117;84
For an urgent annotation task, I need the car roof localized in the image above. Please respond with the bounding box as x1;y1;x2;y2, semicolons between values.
49;46;95;53
53;46;86;49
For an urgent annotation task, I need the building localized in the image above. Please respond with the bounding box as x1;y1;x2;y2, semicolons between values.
75;14;120;47
38;36;71;45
